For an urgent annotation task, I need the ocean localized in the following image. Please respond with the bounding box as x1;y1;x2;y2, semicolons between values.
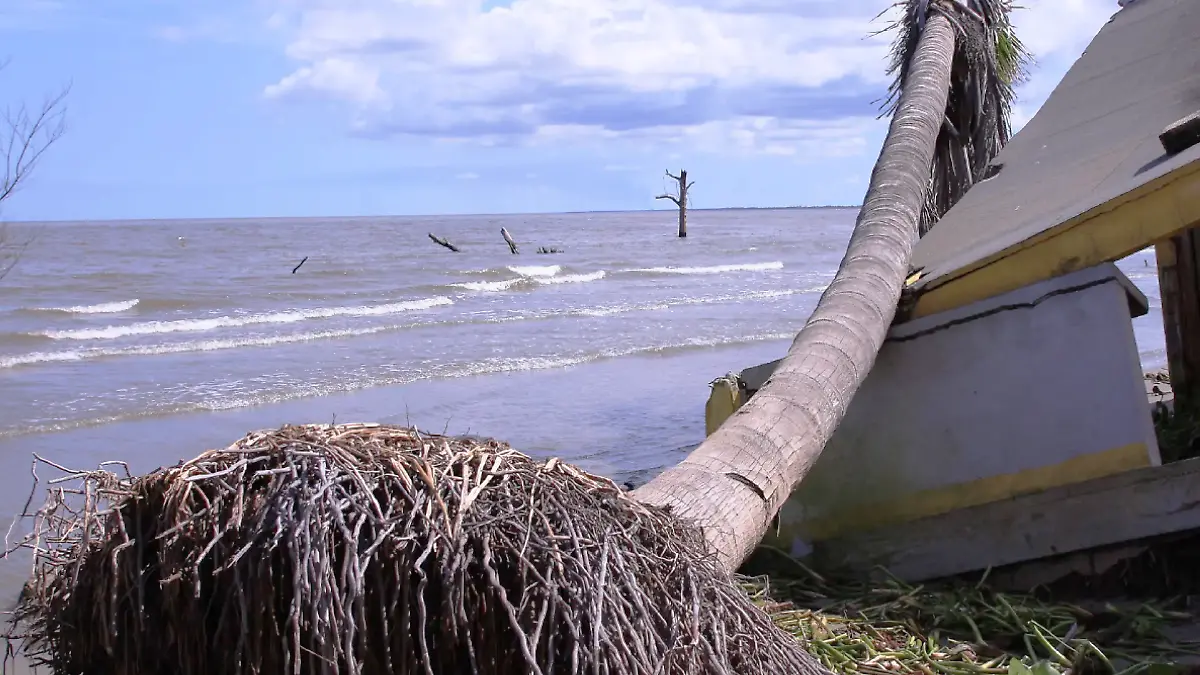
0;207;1167;614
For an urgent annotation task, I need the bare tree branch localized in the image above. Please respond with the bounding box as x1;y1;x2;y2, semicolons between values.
665;170;682;182
655;194;682;207
686;181;695;191
428;233;461;252
1;84;69;205
0;59;69;281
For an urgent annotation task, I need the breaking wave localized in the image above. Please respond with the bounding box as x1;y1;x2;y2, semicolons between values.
629;262;784;275
34;297;454;341
31;299;140;314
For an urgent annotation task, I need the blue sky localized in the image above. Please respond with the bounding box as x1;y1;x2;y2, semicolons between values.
1;0;1119;221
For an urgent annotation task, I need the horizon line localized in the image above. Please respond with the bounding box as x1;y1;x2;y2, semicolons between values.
8;204;863;226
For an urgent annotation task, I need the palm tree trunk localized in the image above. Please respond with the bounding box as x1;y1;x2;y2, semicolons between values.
631;13;957;574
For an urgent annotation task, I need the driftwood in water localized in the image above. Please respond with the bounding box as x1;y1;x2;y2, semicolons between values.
656;169;693;238
428;233;460;252
536;246;563;254
500;227;519;254
5;424;831;675
291;256;308;274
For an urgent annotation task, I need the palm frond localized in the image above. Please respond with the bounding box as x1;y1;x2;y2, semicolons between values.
879;0;1032;235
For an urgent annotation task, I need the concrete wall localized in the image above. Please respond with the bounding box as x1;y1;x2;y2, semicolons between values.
738;263;1159;552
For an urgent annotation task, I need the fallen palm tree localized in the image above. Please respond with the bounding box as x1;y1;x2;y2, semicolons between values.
633;0;1029;571
5;424;830;674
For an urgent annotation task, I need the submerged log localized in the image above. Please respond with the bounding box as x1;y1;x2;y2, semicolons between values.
501;227;519;254
5;424;831;675
428;233;461;252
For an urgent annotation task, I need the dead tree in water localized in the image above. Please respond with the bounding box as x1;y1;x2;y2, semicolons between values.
428;233;460;252
501;227;519;254
656;169;692;238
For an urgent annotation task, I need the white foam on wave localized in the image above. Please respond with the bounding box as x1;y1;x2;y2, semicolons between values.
195;331;799;412
34;299;140;314
452;270;604;292
5;285;827;368
508;265;560;277
1;325;400;368
36;297;453;341
1;329;800;438
575;288;815;318
453;279;524;292
539;271;606;285
632;261;784;275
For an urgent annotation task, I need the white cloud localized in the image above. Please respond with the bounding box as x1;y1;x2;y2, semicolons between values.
1009;0;1119;132
263;0;1120;154
265;58;385;104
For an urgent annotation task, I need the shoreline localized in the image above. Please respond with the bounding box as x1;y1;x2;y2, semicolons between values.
0;337;790;603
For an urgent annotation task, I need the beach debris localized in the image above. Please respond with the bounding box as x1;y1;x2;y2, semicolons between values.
749;555;1200;675
427;232;460;252
3;424;831;675
291;255;308;273
536;246;563;254
501;227;519;254
655;169;693;238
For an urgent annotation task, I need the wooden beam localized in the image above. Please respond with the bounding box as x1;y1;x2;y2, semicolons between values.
807;457;1200;583
1157;229;1200;410
909;161;1200;320
1161;111;1200;156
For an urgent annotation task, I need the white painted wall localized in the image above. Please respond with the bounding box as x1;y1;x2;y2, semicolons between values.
763;262;1159;547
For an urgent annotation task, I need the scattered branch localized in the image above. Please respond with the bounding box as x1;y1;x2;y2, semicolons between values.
428;233;461;252
291;256;308;274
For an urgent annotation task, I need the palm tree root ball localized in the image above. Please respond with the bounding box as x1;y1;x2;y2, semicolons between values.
6;424;832;675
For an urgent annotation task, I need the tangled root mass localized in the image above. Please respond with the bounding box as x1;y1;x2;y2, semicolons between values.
5;424;830;675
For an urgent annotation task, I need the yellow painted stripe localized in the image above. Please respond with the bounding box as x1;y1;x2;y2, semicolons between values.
911;160;1200;320
788;442;1152;542
705;380;744;436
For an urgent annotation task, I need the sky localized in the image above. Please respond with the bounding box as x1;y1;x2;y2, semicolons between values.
0;0;1121;221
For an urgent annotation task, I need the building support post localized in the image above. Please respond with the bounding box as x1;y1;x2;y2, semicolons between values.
1156;228;1200;410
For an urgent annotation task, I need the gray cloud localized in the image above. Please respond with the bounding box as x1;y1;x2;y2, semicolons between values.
351;75;881;140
